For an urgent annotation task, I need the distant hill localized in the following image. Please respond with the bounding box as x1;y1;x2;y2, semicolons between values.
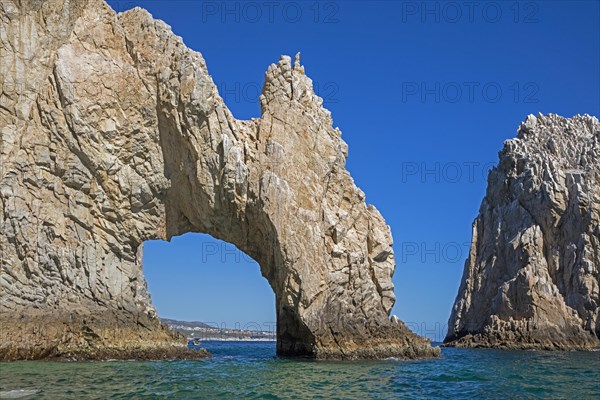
160;318;212;329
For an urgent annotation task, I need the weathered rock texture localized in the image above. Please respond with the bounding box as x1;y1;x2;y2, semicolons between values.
0;0;437;360
446;114;600;350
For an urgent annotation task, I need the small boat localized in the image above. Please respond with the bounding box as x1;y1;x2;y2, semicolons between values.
188;338;202;346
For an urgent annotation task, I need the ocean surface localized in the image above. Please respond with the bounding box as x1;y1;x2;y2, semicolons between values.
1;341;599;399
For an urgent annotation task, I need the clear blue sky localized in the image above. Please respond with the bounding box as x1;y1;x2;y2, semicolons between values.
106;0;599;340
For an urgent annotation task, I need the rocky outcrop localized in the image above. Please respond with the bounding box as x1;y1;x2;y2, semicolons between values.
0;0;438;360
445;114;600;350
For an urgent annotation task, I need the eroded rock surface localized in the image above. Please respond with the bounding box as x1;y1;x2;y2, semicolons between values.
446;114;600;350
0;0;437;360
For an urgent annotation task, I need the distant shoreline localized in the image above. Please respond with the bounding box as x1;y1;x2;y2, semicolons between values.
190;338;276;342
162;317;276;342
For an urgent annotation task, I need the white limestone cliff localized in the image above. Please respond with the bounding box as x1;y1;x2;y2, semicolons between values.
446;114;600;350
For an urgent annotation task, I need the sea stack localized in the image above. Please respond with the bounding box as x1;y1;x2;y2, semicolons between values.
445;114;600;350
0;0;438;360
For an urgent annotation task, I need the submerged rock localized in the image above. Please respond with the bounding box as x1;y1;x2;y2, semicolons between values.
0;0;437;360
445;114;600;350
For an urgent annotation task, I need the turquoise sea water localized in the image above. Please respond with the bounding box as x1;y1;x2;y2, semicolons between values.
1;341;599;399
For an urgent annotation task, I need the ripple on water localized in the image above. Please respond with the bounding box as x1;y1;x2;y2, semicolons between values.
0;389;41;398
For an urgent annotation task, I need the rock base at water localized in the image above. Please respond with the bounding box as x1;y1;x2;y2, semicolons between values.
444;333;599;351
314;340;440;360
307;318;440;360
42;345;211;362
0;310;209;361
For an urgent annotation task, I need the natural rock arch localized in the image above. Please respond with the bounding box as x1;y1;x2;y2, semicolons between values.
0;0;437;360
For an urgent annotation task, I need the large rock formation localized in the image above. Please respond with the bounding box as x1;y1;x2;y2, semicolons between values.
0;0;438;360
445;114;600;350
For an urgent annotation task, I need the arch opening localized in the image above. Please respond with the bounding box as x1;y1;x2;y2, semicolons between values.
143;233;276;348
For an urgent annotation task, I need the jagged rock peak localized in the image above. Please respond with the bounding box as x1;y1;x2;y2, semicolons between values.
445;113;600;350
